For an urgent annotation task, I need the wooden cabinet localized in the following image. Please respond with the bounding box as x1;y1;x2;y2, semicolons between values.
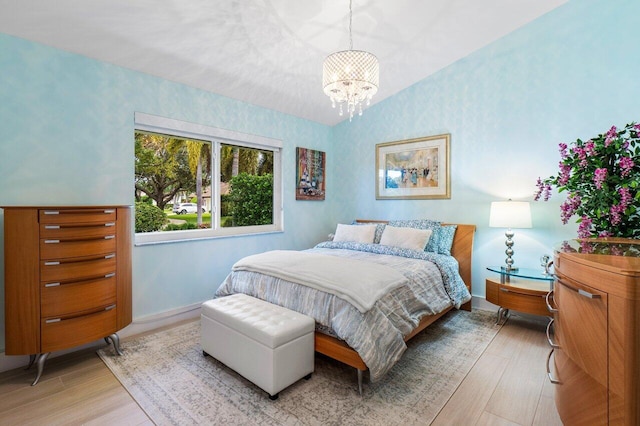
3;206;132;385
549;239;640;425
485;266;554;324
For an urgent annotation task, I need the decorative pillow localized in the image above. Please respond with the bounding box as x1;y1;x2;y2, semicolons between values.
333;224;376;244
387;219;441;253
379;226;432;251
351;221;386;244
438;225;457;256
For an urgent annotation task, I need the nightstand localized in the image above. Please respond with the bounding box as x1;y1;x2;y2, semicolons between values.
485;266;554;325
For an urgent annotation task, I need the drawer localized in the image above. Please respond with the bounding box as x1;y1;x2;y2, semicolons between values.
41;306;117;353
41;254;116;283
41;275;116;317
40;221;116;239
40;235;116;260
39;208;117;225
497;288;549;316
554;347;608;425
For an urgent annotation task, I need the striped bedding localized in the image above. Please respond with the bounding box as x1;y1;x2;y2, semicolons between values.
215;241;471;381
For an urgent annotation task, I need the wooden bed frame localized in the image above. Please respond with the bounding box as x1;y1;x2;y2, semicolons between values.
314;221;476;378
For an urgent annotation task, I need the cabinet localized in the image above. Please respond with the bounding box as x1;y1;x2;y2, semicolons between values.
548;239;640;425
486;266;554;324
3;206;132;385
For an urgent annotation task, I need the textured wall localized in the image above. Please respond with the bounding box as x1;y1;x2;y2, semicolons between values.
331;0;640;296
0;34;335;352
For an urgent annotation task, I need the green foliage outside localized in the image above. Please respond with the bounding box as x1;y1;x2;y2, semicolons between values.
135;202;167;233
228;173;273;226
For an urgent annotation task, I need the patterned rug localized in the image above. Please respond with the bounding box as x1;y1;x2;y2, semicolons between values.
98;309;500;425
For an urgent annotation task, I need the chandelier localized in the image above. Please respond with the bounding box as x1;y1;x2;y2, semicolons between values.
322;0;379;121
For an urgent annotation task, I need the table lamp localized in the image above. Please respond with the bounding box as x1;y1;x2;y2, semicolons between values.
489;200;532;272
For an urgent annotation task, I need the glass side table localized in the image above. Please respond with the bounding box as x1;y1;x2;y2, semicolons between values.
486;266;554;325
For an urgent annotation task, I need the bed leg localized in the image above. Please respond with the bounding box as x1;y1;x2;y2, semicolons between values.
357;369;364;396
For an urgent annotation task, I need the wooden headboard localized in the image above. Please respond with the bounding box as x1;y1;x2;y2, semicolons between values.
355;220;476;311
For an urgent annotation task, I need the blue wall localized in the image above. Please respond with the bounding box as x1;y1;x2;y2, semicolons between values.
0;34;336;352
331;0;640;294
1;0;639;353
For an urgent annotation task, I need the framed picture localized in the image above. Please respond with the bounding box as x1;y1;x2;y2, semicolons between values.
296;147;326;201
375;134;450;199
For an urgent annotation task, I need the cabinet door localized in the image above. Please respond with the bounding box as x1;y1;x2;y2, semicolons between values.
555;275;608;425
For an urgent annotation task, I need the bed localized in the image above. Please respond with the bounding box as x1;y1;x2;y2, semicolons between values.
215;219;475;393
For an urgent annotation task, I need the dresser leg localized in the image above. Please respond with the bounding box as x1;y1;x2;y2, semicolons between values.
105;333;124;356
496;307;510;325
357;369;364;396
31;353;50;386
26;354;36;370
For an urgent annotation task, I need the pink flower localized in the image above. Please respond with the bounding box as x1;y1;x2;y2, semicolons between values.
584;140;595;156
634;123;640;132
610;204;624;226
619;156;634;177
605;126;617;147
534;178;553;201
560;193;581;224
577;216;593;239
619;187;632;208
594;168;607;189
558;143;568;159
558;163;571;186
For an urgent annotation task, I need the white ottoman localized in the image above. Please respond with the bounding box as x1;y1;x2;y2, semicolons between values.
201;293;315;399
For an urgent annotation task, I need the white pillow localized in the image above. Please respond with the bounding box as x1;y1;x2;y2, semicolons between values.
333;224;376;244
379;226;432;251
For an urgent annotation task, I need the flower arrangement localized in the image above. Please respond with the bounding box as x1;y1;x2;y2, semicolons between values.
534;122;640;239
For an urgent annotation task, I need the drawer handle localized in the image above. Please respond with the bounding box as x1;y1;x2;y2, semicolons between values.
45;318;61;324
43;211;60;215
104;209;115;214
578;289;601;299
44;282;61;288
499;288;509;293
105;304;116;311
104;235;116;240
558;278;601;299
44;261;60;266
546;349;561;384
545;290;558;314
44;225;60;230
44;239;60;244
104;254;115;259
105;222;116;227
546;318;560;349
104;273;116;278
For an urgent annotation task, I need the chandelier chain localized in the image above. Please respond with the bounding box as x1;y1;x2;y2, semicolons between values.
349;0;353;50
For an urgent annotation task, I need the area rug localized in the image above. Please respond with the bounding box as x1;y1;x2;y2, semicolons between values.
98;309;500;425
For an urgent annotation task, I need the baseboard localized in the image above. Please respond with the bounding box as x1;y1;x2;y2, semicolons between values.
1;297;497;373
472;295;498;312
0;301;204;374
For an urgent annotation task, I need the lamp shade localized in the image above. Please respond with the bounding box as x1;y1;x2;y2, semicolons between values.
489;201;532;229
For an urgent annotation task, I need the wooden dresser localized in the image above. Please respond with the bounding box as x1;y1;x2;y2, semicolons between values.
548;239;640;425
3;206;132;385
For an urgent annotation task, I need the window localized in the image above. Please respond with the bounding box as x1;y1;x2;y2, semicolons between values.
134;112;282;245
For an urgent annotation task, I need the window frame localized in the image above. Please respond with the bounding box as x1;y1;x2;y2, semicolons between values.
134;112;283;246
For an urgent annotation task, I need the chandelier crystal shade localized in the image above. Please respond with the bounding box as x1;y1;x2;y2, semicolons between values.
322;0;379;121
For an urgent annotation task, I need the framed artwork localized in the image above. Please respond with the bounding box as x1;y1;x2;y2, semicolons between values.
296;147;326;201
375;134;450;200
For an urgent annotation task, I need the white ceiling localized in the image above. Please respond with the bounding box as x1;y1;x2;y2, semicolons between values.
0;0;566;126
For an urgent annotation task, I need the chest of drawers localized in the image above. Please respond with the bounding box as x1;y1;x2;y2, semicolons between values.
3;206;132;385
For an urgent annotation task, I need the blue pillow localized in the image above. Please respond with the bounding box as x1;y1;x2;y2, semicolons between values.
437;225;457;256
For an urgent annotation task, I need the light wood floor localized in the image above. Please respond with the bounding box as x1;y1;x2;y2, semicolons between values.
0;312;562;426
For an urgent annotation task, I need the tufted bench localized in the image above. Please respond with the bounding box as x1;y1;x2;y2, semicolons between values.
201;293;315;399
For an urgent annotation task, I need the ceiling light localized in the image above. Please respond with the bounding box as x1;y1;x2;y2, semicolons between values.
322;0;379;121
